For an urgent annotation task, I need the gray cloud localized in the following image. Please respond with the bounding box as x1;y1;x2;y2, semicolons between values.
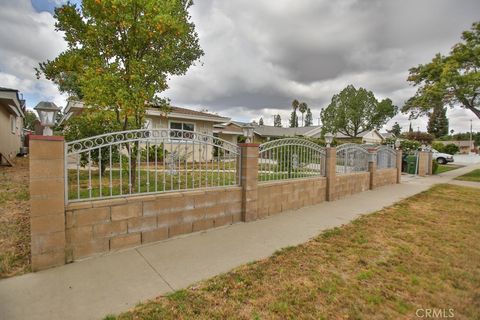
1;0;479;132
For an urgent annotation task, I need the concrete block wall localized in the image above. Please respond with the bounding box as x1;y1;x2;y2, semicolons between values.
373;168;397;188
30;138;402;271
333;172;370;200
257;177;327;218
64;187;242;261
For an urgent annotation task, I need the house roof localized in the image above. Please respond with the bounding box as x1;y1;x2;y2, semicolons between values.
335;129;384;140
61;100;230;124
253;125;323;138
0;87;25;118
380;132;396;139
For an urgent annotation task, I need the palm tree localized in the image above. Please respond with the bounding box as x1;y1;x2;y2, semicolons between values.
299;102;308;126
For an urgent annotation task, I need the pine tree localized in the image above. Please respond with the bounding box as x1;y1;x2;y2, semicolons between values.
259;117;264;126
290;99;299;127
274;114;282;127
427;106;449;138
289;111;298;128
409;122;413;133
389;122;401;136
305;108;313;126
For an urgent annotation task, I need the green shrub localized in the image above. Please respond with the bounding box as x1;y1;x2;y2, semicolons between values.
443;144;459;155
431;142;445;153
432;160;439;174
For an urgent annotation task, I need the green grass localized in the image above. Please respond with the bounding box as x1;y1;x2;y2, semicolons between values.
68;168;238;201
455;169;480;182
107;184;480;319
435;164;463;174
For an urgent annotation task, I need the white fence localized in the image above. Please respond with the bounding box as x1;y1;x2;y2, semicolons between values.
65;129;240;202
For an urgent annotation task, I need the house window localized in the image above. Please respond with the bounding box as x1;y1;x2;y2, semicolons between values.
10;115;16;134
169;121;195;139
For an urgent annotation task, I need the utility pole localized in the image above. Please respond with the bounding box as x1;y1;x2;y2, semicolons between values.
470;119;473;154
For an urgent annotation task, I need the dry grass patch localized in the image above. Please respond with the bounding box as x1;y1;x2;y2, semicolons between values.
111;184;480;320
0;157;31;278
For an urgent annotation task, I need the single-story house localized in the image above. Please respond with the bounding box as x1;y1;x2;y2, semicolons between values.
61;101;231;161
435;140;475;154
335;129;385;145
0;87;25;165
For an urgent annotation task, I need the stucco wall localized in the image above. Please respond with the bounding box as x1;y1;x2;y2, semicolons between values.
257;177;327;218
0;106;23;160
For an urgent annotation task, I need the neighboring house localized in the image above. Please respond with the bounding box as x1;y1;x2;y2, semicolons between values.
435;140;475;154
61;101;231;161
0;87;25;164
380;132;396;140
214;123;324;144
213;121;247;144
335;129;385;144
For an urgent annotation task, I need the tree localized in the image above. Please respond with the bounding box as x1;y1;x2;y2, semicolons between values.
404;131;434;144
289;111;298;128
409;122;413;133
24;110;38;131
274;114;282;127
36;0;203;131
320;85;397;137
403;21;480;119
259;117;264;125
388;122;401;136
427;105;449;138
298;102;308;126
305;108;313;126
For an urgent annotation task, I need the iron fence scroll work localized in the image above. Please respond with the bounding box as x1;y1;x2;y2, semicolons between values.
258;138;326;182
376;145;397;169
335;143;369;173
65;129;240;202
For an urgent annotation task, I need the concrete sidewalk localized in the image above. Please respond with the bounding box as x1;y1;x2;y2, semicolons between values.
1;164;479;320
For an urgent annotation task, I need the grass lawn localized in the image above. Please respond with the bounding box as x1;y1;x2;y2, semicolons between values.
435;164;463;174
0;157;30;278
108;184;480;319
454;169;480;182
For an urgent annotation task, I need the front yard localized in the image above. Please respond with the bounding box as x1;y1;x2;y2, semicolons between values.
109;184;480;319
455;169;480;182
0;158;31;278
435;164;463;174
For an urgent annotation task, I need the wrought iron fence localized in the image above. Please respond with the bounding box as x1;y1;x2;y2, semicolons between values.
258;138;326;182
336;143;369;173
65;129;240;202
376;145;397;169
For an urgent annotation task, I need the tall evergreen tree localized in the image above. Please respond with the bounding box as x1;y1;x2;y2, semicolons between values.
299;102;308;126
259;117;264;125
290;99;299;127
305;108;313;126
289;111;298;128
427;106;449;138
409;122;414;133
388;122;401;136
274;114;282;127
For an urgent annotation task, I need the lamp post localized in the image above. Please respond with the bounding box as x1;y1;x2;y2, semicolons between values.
324;132;334;148
394;139;401;150
34;101;60;136
243;125;254;143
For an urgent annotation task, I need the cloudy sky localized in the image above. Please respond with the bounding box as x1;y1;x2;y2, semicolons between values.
1;0;479;133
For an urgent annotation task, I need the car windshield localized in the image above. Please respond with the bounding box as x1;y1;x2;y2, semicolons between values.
431;149;439;153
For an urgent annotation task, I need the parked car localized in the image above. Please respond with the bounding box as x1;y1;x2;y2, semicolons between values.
432;149;454;164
